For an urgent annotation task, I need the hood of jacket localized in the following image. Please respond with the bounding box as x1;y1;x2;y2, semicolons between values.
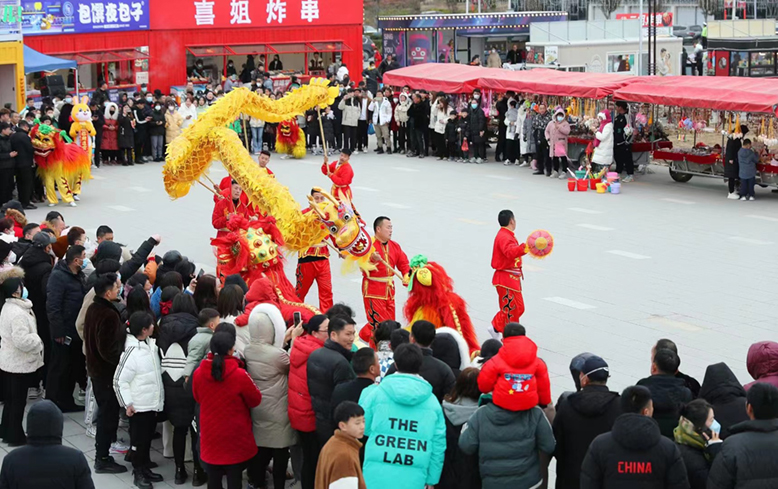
159;312;199;344
26;400;63;445
290;333;324;369
730;418;778;436
380;372;435;406
699;362;746;404
432;327;469;372
611;413;662;451
501;335;540;369
104;102;119;120
747;341;778;381
443;397;479;425
248;303;286;349
568;385;621;417
553;108;566;120
20;244;53;269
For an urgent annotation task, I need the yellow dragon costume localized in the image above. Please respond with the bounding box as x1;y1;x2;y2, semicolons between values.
30;123;91;206
163;80;375;271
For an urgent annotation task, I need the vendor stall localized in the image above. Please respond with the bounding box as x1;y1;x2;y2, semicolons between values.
381;63;490;93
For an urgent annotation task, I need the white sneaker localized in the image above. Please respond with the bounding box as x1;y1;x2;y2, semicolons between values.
48;203;56;207
739;196;745;201
622;175;635;183
352;150;359;155
727;193;740;200
559;172;567;179
518;161;529;168
747;196;755;201
110;440;130;454
475;158;483;164
73;194;80;201
86;425;97;438
553;171;560;178
27;387;43;399
68;202;77;207
504;160;510;166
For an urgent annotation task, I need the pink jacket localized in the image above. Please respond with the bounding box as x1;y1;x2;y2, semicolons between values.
545;108;570;158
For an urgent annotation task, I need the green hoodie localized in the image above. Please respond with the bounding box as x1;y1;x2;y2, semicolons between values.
359;373;446;489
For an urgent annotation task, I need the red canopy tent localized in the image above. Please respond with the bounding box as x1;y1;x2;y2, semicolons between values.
478;69;637;99
382;63;489;93
613;77;778;114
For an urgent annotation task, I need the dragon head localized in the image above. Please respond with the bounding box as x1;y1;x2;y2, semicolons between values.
212;215;285;276
30;123;59;158
307;187;372;257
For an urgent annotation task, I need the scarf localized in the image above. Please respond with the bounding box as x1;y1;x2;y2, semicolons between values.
673;416;711;460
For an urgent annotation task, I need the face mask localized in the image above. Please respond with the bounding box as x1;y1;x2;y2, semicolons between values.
376;97;383;103
557;116;564;122
64;97;72;104
21;287;28;300
473;94;481;100
141;87;147;93
80;257;89;270
393;97;398;103
710;419;721;435
168;107;175;112
110;109;116;114
471;103;478;109
146;97;153;103
155;105;161;111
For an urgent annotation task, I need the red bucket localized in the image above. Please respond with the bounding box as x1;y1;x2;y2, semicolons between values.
567;179;576;191
589;178;601;190
577;179;589;191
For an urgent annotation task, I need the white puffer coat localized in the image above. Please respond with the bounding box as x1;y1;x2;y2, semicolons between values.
0;298;43;374
591;112;614;166
245;304;297;448
113;334;164;413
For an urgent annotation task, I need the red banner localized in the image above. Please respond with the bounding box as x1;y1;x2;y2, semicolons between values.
150;0;362;30
616;12;673;28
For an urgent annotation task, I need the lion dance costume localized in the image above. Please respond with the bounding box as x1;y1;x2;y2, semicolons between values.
276;119;306;159
404;255;480;354
30;123;91;206
212;215;318;324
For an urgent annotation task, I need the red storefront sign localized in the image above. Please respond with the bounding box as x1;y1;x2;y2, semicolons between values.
615;12;673;28
150;0;361;29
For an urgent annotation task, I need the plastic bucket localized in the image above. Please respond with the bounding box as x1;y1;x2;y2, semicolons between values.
575;170;587;179
611;182;621;194
567;179;576;191
590;178;601;190
606;172;619;183
577;179;589;191
596;183;606;193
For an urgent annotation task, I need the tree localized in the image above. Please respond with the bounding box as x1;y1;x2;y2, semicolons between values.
599;0;622;19
764;0;778;18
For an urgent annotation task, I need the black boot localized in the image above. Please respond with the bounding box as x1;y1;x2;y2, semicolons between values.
191;466;208;487
132;469;153;489
174;465;188;485
142;467;163;482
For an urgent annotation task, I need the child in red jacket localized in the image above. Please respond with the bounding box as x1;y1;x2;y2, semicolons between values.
477;323;551;411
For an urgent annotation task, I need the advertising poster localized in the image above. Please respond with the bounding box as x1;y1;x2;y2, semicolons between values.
436;31;454;63
544;45;558;65
607;52;635;73
616;12;672;36
526;45;544;65
21;0;149;35
0;0;23;40
382;31;405;67
407;31;433;65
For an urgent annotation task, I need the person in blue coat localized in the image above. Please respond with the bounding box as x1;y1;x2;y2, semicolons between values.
359;343;446;489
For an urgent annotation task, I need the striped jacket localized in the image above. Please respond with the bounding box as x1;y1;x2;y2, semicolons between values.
113;334;164;413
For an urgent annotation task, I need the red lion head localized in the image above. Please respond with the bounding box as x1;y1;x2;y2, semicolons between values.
277;119;301;145
212;215;286;279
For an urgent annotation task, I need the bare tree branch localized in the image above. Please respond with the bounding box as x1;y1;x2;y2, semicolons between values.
599;0;622;18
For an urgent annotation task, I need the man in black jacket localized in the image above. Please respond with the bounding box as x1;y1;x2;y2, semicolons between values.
45;245;87;412
0;122;17;206
708;382;778;488
652;338;701;398
331;347;379;416
83;273;127;474
19;231;54;387
385;320;455;403
613;102;634;182
580;385;690;489
89;102;105;167
0;400;94;488
494;92;512;162
307;315;357;446
554;355;621;489
637;348;693;439
10;120;35;209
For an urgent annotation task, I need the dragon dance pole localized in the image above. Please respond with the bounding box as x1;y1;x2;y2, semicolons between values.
316;107;328;155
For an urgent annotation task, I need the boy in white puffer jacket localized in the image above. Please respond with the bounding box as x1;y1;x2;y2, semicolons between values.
113;311;164;488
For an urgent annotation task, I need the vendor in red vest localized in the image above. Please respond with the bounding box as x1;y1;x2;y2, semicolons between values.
491;209;527;338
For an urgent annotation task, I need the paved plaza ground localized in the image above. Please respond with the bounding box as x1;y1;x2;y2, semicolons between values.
4;149;778;487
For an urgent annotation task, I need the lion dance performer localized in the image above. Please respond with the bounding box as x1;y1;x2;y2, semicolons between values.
491;209;528;337
404;254;480;354
359;216;410;344
213;215;318;325
212;179;259;238
321;150;354;202
276;119;306;159
295;188;334;312
30;123;91;207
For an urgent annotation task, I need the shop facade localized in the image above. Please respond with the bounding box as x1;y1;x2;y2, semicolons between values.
377;11;567;68
23;0;361;95
709;38;778;78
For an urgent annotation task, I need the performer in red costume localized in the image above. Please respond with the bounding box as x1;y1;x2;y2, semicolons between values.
211;179;259;238
491;209;528;337
295;188;335;312
359;216;410;344
321;148;354;202
213;150;275;202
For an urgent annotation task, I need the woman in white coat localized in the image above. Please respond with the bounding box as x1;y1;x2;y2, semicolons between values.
591;110;614;170
244;304;298;489
0;268;43;446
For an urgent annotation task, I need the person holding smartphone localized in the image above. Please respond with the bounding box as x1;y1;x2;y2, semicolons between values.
674;399;722;489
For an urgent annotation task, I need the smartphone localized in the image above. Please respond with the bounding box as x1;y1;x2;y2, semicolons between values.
64;336;72;346
197;268;205;279
293;311;302;325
